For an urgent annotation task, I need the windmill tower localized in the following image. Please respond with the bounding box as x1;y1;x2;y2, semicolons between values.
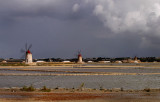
134;56;138;61
77;51;83;63
21;44;33;64
26;49;32;64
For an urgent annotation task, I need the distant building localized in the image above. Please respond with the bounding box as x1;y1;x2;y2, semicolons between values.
98;61;110;63
115;61;122;63
63;61;71;63
88;61;93;63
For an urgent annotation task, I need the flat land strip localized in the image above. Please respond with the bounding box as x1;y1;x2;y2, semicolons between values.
0;64;160;76
0;91;160;102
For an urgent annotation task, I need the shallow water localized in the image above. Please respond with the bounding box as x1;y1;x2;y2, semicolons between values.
47;68;160;73
0;95;28;98
1;67;160;74
0;64;160;90
0;75;160;90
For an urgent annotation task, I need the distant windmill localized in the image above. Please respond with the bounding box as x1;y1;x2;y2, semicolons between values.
133;54;138;61
77;50;83;63
21;43;33;64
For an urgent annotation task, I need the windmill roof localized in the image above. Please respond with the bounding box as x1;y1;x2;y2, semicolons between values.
78;54;82;57
27;50;31;54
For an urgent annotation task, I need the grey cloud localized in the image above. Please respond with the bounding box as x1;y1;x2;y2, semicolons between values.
88;0;160;52
0;0;160;58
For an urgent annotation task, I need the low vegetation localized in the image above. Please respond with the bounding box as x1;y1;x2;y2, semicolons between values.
0;62;27;66
40;86;51;92
20;85;35;91
79;83;85;91
12;84;160;93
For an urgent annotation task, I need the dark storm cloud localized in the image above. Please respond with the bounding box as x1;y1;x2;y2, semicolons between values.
0;0;160;58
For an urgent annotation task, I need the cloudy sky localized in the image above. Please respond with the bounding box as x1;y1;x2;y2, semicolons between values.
1;0;160;59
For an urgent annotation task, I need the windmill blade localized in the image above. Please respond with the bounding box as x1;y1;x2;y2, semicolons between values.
25;43;28;51
78;50;81;54
20;48;26;53
28;44;32;50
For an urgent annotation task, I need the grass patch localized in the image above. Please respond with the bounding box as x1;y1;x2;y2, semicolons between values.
0;62;28;66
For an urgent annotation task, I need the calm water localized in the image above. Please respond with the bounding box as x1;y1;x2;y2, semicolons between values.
0;65;160;90
0;75;160;90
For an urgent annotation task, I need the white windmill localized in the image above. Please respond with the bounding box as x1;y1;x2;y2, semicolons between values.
77;51;83;63
21;43;33;64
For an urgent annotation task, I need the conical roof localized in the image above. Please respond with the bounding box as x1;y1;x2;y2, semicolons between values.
27;50;31;54
78;54;81;57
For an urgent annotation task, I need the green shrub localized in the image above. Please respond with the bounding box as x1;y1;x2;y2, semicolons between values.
28;85;35;91
20;85;35;92
40;86;51;92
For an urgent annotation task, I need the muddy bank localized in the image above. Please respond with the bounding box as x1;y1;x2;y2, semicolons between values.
0;91;160;102
0;87;160;102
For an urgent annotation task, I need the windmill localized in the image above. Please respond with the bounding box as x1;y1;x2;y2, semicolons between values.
77;50;83;63
21;43;33;64
133;54;138;61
